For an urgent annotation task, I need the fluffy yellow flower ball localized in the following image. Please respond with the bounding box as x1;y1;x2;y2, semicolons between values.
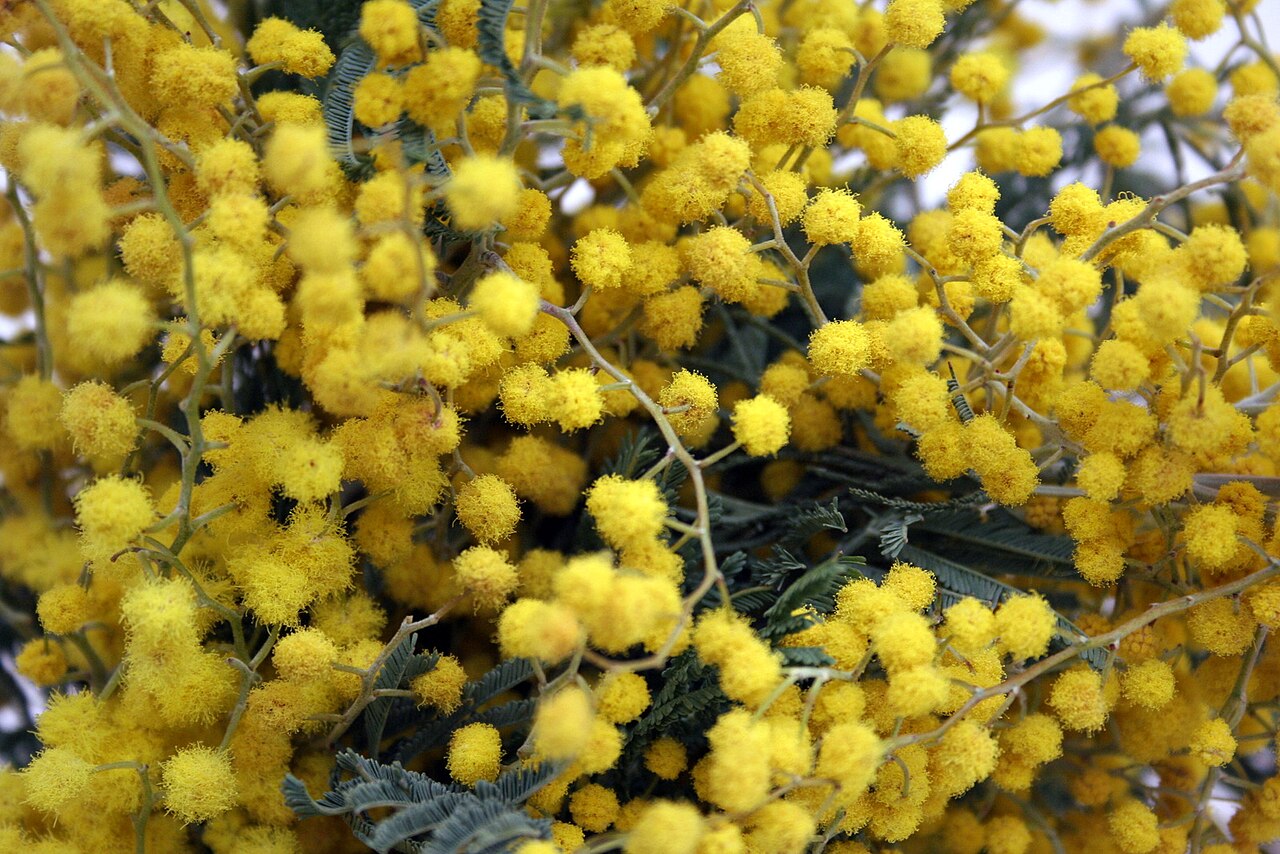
585;474;668;551
446;723;502;786
65;279;154;368
731;395;791;457
453;545;519;611
160;746;238;824
455;474;522;544
445;155;522;231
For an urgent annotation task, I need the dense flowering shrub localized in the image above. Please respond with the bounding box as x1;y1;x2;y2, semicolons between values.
0;0;1279;851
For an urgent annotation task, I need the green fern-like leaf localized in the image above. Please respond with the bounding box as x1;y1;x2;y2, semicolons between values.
389;659;536;762
848;488;989;515
287;749;558;854
780;645;837;667
363;634;422;753
628;650;727;744
464;658;535;705
779;497;848;549
946;362;976;423
603;428;663;480
322;35;375;167
750;553;865;642
912;508;1077;576
476;0;556;115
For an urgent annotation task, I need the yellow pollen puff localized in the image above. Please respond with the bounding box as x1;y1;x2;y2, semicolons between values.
884;305;944;365
65;279;154;369
644;737;688;780
712;18;783;97
548;367;606;431
884;561;937;610
503;188;553;241
808;320;872;378
797;27;857;90
411;654;467;713
1179;223;1247;289
947;208;1004;263
58;380;135;463
1120;658;1175;710
1094;125;1141;168
353;72;404;127
872;611;936;672
1189;717;1237;767
75;475;155;557
453;545;519;611
160;746;238;825
6;374;64;451
586;474;668;551
195;138;260;198
1167;68;1218;116
572;23;637;72
1089;339;1150;390
852;212;908;276
948;170;1002;213
469;271;539;338
1015;126;1063;177
950;52;1009;102
1048;666;1109;732
363;232;437;303
1123;23;1189;82
246;17;335;77
498;597;585;664
534;686;594;760
595;672;651;724
1067;73;1120;123
1171;0;1225;41
402;46;481;132
885;0;946;49
625;801;704;854
1075;452;1126;501
271;627;338;683
803;188;861;246
994;593;1055;660
360;0;422;66
1181;503;1239;572
860;274;918;321
264;124;335;198
1107;799;1161;854
877;46;936;103
572;229;633;290
15;49;79;125
445;154;522;232
893;115;948;178
692;608;784;707
15;640;66;686
944;596;997;654
658;370;718;439
447;722;502;785
815;721;883;803
22;747;94;813
288;205;357;274
257;90;325;126
731;394;791;457
36;584;91;636
681;225;762;303
570;783;621;833
151;44;238;109
455;474;521;544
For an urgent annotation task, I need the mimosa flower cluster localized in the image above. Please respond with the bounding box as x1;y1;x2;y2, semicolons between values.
0;0;1278;851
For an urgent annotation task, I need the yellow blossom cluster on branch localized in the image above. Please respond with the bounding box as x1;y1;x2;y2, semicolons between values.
0;0;1279;851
